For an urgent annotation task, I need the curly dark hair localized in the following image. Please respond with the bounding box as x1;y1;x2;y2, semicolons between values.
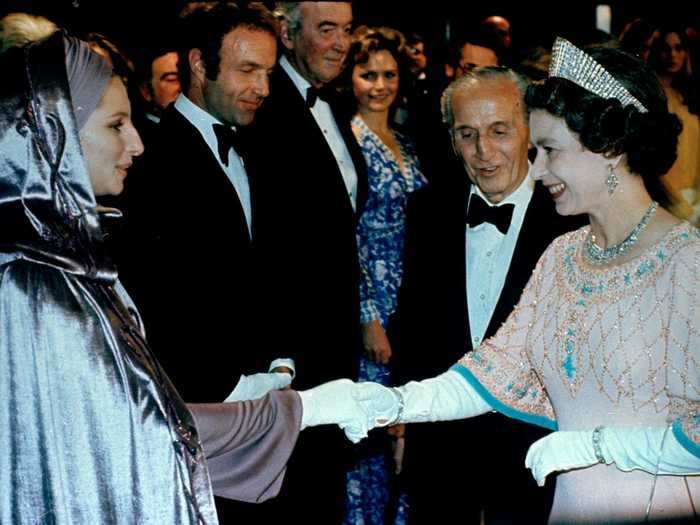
176;2;278;94
337;25;411;111
526;45;681;207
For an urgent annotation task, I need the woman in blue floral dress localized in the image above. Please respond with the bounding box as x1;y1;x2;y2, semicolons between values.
342;26;428;525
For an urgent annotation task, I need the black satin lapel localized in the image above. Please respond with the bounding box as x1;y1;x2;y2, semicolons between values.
169;108;251;242
455;183;472;351
483;185;547;339
275;69;318;128
276;69;362;219
332;102;368;217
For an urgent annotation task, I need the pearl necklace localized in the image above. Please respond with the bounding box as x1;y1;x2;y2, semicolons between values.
584;201;658;265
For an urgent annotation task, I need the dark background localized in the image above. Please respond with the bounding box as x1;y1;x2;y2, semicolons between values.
3;0;699;65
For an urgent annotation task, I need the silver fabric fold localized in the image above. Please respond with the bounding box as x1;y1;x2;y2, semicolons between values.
0;32;219;524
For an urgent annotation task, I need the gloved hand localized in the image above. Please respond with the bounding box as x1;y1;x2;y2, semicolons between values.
526;425;700;487
224;372;293;402
298;379;397;443
525;430;598;486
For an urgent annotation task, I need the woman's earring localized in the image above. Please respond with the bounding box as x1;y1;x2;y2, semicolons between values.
606;165;619;195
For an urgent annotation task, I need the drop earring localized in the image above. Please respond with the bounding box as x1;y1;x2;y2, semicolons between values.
606;165;619;195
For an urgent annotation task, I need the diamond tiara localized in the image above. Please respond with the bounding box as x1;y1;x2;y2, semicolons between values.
549;37;648;113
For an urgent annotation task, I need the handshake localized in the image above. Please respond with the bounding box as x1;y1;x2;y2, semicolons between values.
298;379;400;443
296;370;491;442
226;365;489;444
223;360;401;443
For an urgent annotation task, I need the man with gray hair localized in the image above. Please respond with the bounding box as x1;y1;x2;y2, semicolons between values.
244;2;367;523
394;67;583;524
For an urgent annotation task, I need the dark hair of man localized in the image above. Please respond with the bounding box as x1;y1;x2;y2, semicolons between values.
405;32;424;48
448;28;503;69
339;25;411;111
176;1;278;94
526;45;680;207
135;44;178;88
648;26;698;116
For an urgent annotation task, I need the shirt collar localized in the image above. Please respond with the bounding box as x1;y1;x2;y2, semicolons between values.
174;93;235;132
174;93;240;168
470;163;534;209
280;55;312;100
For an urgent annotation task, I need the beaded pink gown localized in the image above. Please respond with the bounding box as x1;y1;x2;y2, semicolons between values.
453;223;700;523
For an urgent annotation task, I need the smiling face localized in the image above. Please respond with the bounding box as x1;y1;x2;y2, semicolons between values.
198;27;276;127
282;2;353;87
352;50;399;115
529;109;611;216
450;78;529;203
79;76;144;197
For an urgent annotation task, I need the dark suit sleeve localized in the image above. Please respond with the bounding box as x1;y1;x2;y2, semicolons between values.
188;389;302;503
391;187;438;383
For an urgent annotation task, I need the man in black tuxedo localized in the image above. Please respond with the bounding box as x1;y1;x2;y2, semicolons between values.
119;6;294;520
243;2;367;522
393;67;584;524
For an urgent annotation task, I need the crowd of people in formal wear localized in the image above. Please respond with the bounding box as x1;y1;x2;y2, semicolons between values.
1;2;699;524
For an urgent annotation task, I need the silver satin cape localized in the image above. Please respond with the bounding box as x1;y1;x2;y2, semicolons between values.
0;32;302;524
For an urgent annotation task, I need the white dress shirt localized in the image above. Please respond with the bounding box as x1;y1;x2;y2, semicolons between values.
466;167;535;347
279;56;358;210
173;94;252;237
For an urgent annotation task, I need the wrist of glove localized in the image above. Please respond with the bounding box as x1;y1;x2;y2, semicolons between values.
224;372;292;403
526;425;700;487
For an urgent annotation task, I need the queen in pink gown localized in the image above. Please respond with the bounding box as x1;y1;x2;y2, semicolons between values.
352;39;700;523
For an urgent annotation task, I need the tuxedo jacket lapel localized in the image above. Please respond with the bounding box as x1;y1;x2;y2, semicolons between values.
272;69;367;218
166;108;251;242
331;99;368;217
454;185;472;350
483;184;559;339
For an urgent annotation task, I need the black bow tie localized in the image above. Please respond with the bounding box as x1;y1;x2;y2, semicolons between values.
466;194;514;234
212;123;244;166
306;85;331;107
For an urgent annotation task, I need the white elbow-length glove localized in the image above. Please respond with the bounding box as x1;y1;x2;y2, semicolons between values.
387;370;492;423
298;371;491;443
341;370;491;439
525;426;700;487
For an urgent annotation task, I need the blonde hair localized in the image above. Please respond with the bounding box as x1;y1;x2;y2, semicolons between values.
0;13;57;53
